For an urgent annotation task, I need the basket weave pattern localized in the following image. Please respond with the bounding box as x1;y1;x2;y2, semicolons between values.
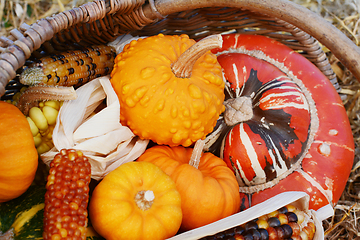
1;0;360;98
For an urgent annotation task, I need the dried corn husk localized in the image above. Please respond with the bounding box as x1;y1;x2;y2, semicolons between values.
168;191;324;240
108;34;146;55
41;76;149;180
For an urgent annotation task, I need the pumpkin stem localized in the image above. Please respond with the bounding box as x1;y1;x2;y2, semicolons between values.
17;86;77;115
189;139;205;169
135;190;155;211
171;34;223;78
223;96;253;126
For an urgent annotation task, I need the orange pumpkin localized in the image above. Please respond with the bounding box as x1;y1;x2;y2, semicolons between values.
0;101;38;202
89;161;182;240
137;140;241;231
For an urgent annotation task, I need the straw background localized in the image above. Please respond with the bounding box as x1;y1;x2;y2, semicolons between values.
1;0;360;239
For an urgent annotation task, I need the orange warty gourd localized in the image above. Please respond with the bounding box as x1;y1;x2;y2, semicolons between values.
89;161;182;240
110;34;225;147
137;140;241;231
0;101;38;202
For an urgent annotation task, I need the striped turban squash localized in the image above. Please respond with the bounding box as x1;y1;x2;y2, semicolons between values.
205;34;354;214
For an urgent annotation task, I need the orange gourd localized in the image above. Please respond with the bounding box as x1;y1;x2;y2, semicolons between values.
110;34;225;147
137;140;241;231
0;101;38;202
89;161;182;240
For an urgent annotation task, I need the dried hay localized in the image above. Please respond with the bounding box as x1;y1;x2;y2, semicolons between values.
1;0;360;239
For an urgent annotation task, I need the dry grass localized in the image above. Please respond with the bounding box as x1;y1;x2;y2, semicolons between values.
300;1;360;238
1;0;360;239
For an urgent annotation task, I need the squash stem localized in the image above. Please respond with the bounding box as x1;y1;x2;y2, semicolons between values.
224;96;253;126
189;139;205;169
172;34;223;78
135;190;155;211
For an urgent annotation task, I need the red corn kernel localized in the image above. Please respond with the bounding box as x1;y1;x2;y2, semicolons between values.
233;234;245;240
287;221;301;236
267;227;278;240
303;222;315;240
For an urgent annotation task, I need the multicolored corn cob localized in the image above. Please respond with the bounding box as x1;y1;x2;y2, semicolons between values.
20;45;116;87
43;149;92;240
200;204;316;240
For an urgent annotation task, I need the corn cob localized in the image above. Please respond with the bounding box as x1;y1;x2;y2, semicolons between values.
200;204;316;240
26;100;62;154
43;149;92;240
20;45;116;87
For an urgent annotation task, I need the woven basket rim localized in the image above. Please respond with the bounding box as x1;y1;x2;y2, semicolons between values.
0;0;360;97
143;0;360;79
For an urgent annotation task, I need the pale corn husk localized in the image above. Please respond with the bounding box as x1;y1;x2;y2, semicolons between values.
40;76;149;180
107;34;146;55
168;191;324;240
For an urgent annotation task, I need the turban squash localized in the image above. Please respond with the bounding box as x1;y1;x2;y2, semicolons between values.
205;34;354;213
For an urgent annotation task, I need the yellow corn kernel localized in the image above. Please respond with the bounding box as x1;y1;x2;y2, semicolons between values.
27;117;39;136
42;106;59;125
294;209;305;224
299;231;309;240
44;100;61;110
43;127;54;140
37;142;52;154
44;138;54;148
267;210;279;218
40;128;50;138
286;204;297;212
33;132;42;147
12;91;22;103
26;100;62;154
29;107;48;131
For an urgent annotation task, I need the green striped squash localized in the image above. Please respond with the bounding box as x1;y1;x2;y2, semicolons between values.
0;185;104;240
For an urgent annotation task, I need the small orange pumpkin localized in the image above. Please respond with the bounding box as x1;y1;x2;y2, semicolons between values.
110;34;225;147
0;101;38;202
89;161;182;240
137;140;241;231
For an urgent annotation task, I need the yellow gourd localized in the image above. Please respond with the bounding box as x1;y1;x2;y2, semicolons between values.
110;34;225;147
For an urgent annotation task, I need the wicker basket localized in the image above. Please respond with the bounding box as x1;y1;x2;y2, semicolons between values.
1;0;360;98
0;0;359;238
